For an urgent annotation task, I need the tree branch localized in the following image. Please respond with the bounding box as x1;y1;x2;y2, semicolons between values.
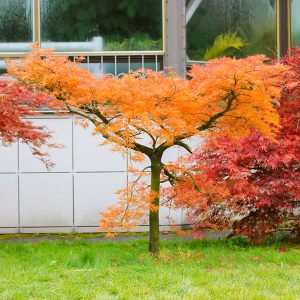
197;93;237;132
174;140;193;154
71;104;153;156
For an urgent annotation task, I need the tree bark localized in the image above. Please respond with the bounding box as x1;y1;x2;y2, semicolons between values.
148;158;161;256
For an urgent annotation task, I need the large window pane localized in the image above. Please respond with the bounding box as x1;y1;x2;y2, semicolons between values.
291;0;300;47
0;0;32;52
187;0;276;61
41;0;163;52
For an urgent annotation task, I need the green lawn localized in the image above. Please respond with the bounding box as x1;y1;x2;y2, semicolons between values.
0;238;299;299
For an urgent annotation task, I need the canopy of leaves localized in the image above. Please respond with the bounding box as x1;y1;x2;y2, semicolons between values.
8;47;285;150
169;49;300;242
187;0;276;60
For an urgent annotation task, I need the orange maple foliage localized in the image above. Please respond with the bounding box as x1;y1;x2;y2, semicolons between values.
7;45;288;254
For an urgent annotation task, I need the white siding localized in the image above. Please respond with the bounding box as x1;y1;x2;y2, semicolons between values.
0;115;188;233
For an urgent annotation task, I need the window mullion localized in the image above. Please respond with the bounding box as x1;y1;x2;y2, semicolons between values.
32;0;40;45
277;0;290;57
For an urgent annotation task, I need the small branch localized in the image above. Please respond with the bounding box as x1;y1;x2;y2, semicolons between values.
129;166;151;187
80;106;153;156
197;93;237;132
183;170;201;192
162;168;177;186
65;103;99;126
174;141;193;154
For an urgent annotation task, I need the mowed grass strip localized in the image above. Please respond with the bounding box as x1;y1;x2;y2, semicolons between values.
0;238;299;300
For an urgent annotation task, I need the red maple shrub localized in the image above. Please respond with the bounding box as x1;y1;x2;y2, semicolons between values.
0;80;54;166
169;50;300;242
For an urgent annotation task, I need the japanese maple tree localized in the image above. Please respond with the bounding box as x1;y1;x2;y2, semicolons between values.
0;80;53;166
170;49;300;242
7;46;287;255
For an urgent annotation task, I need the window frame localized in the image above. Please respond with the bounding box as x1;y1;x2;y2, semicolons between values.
277;0;292;57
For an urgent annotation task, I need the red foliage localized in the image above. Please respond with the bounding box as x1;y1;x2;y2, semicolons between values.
170;49;300;242
0;80;54;167
277;248;288;253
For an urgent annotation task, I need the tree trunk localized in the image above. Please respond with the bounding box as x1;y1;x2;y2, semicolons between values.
148;158;161;256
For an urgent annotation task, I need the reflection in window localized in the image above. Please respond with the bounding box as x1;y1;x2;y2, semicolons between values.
40;0;163;52
0;60;7;75
187;0;276;61
291;0;300;47
0;0;32;52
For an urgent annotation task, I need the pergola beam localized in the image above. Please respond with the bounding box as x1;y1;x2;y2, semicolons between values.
186;0;202;23
165;0;186;77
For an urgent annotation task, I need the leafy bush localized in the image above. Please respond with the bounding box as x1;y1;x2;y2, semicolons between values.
170;49;300;243
203;32;247;60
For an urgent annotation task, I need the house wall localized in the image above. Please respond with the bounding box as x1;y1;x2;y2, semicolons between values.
0;114;192;234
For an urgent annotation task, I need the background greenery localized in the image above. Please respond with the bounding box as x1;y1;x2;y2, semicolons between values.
187;0;277;60
40;0;163;50
291;0;300;46
0;0;32;42
0;0;163;51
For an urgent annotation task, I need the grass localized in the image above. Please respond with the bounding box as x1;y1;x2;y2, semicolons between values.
0;238;299;299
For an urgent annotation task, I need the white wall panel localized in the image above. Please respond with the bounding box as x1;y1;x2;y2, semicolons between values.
179;136;203;156
0;143;18;172
0;228;19;234
0;174;18;227
160;206;182;225
178;137;203;226
160;179;182;226
74;172;127;227
19;173;73;227
20;227;74;234
181;209;191;225
73;121;127;172
19;118;72;172
0;114;189;232
162;146;179;164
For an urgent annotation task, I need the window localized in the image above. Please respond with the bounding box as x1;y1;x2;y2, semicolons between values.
0;0;163;54
0;0;33;52
186;0;277;61
40;0;163;52
291;0;300;47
